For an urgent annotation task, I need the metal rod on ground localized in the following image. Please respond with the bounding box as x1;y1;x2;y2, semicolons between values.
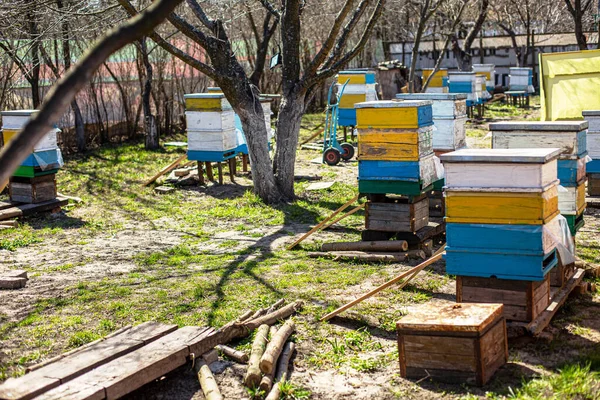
142;154;187;186
320;245;446;322
287;194;359;250
320;203;365;231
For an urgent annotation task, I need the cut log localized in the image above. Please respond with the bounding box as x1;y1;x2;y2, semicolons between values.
260;321;295;375
215;345;248;364
243;324;270;388
265;342;295;400
407;249;427;260
236;310;254;322
0;322;177;400
201;349;219;366
308;251;408;263
0;277;27;289
321;240;408;252
259;326;279;392
174;168;190;177
0;220;17;227
267;299;286;313
196;362;223;400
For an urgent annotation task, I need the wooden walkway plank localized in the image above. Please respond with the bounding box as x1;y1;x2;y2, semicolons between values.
0;197;69;222
36;326;214;400
0;322;177;400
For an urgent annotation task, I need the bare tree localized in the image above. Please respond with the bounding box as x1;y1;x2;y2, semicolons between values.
451;0;489;71
564;0;594;50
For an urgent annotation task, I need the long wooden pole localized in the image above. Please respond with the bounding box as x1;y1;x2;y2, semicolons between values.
287;194;359;250
320;203;365;231
320;245;446;321
142;153;187;187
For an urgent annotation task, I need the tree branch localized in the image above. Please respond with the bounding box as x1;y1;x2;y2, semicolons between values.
257;0;281;18
185;0;216;31
0;0;185;189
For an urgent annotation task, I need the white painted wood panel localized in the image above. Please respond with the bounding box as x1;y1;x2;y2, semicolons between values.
587;132;600;158
425;87;448;93
492;131;585;158
34;129;59;152
419;154;438;187
558;185;583;215
444;160;558;190
2;115;31;129
337;83;377;94
432;117;466;150
185;111;235;131
583;116;600;131
187;128;237;151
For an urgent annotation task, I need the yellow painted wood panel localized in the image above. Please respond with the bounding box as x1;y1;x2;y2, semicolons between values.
577;183;586;211
423;69;448;78
358;132;420;145
339;94;366;108
356;108;420;129
445;189;559;225
2;129;19;144
185;98;226;111
358;142;420;161
337;74;367;84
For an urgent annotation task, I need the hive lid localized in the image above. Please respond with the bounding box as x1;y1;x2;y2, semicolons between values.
582;110;600;116
447;71;475;75
440;148;563;163
395;93;467;101
355;100;432;109
206;87;223;93
397;303;504;333
338;69;374;75
1;110;38;116
489;121;588;131
472;64;495;68
184;93;225;99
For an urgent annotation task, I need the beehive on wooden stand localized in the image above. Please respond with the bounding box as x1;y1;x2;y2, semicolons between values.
336;70;378;127
472;64;495;92
582;110;600;196
356;100;438;236
1;110;62;203
491;121;588;235
441;148;570;322
397;303;507;386
447;72;478;107
509;67;534;93
421;68;448;93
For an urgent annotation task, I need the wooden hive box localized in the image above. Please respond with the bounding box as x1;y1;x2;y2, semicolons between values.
557;158;586;186
184;93;231;112
558;180;586;215
395;93;467;118
508;67;533;92
355;100;434;129
589;173;600;196
564;213;585;236
582;110;600;132
441;148;563;191
431;116;467;151
2;128;59;152
1;109;37;130
337;70;376;84
185;110;235;131
357;127;433;161
456;275;550;322
365;197;429;232
444;185;559;225
21;149;63;170
9;174;57;204
187;128;237;152
490;121;588;159
358;154;438;186
13;166;59;179
422;68;448;88
587;132;600;162
397;303;507;386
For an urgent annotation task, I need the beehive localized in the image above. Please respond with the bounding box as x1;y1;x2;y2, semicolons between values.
336;70;378;126
1;110;59;152
422;68;449;93
472;64;495;91
508;67;534;93
582;110;600;195
448;72;478;106
365;197;429;232
441;148;563;282
397;303;507;386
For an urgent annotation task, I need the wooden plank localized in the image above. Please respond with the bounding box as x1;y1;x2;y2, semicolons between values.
0;197;69;222
0;322;177;400
142;154;187;187
404;351;477;372
37;327;214;400
460;286;527;306
403;335;475;356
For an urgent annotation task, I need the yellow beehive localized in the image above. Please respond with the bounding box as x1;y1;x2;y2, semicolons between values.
337;71;375;85
356;100;432;130
184;94;231;112
357;128;432;161
339;93;367;109
423;69;447;87
2;129;19;144
445;186;559;225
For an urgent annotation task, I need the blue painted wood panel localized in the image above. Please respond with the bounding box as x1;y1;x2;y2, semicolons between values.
588;159;600;173
418;106;434;127
338;108;356;126
187;149;237;162
446;223;547;253
21;149;62;169
558;159;584;186
358;160;421;182
444;248;557;281
449;81;473;94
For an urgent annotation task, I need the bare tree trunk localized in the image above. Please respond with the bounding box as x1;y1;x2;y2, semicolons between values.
27;4;41;108
408;22;426;93
139;37;159;149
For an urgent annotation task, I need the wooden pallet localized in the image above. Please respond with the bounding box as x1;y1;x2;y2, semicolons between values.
0;196;69;222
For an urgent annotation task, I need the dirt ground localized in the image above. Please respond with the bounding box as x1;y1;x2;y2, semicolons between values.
1;111;599;399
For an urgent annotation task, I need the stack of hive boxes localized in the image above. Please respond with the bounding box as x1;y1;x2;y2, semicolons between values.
184;93;237;163
582;110;600;195
509;67;534;93
206;87;274;155
491;121;588;235
472;64;496;92
421;68;448;93
337;70;378;127
475;75;490;101
448;72;478;107
441;148;563;322
1;110;62;203
356;100;436;233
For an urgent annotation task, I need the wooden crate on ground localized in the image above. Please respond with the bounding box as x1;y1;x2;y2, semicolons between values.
9;174;57;204
456;275;550;322
397;303;507;386
365;197;428;232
